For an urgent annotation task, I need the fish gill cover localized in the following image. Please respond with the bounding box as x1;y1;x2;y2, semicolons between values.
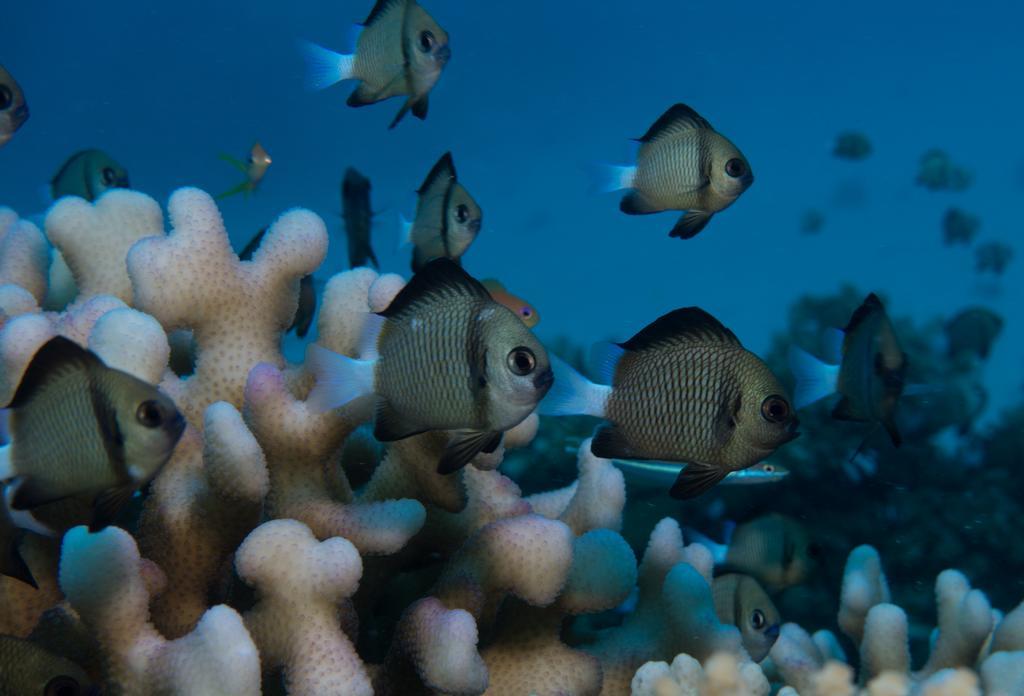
0;0;1023;695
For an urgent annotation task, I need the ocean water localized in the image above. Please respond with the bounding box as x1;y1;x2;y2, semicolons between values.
2;0;1024;688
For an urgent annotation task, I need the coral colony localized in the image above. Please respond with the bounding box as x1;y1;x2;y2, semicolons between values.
0;189;1021;695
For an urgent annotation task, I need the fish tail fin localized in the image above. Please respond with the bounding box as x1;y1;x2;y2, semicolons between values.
788;346;839;409
305;343;376;412
539;355;610;418
682;526;729;564
215;179;250;200
587;163;637;193
300;41;355;90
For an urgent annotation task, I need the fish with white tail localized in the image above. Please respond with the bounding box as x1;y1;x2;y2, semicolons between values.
404;152;482;272
301;0;451;129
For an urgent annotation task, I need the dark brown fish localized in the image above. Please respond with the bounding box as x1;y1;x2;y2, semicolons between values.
406;152;482;272
342;167;379;269
240;228;316;338
542;308;799;499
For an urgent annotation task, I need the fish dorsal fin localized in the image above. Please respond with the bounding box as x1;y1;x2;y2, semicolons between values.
379;258;490;319
417;152;456;195
618;308;740;353
844;293;885;334
362;0;406;26
7;337;104;409
637;103;713;143
238;227;267;261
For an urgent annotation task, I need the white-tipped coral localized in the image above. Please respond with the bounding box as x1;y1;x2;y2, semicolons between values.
0;208;48;310
236;519;372;696
631;652;770;696
59;526;260;696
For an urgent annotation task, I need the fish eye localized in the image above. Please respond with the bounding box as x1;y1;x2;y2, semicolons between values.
102;167;118;186
419;30;435;52
762;464;775;473
507;347;536;376
520;308;532;318
136;400;164;428
0;86;11;110
751;609;766;631
45;675;81;696
455;203;470;224
725;158;746;178
760;395;790;423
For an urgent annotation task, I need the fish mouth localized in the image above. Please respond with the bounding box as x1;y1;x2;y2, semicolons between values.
12;104;28;123
435;45;452;64
467;219;482;235
533;367;554;393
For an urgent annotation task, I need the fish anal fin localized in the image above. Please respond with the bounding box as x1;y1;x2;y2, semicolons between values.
10;476;67;510
669;210;712;239
619;191;659;215
347;83;380;108
373;399;426;442
618;307;740;352
637;103;714;142
591;425;642;460
438;430;502;474
669;463;727;500
412;95;429;120
90;483;137;532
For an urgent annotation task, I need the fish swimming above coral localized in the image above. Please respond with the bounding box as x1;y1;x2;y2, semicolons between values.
711;573;781;662
789;292;907;447
307;258;552;474
916;148;972;191
404;152;482;272
942;207;980;246
832;131;872;160
596;103;754;239
342;167;379;269
302;0;451;129
542;307;799;499
217;142;271;200
239;227;317;337
482;279;539;328
0;64;28;148
0;336;185;535
975;240;1013;275
50;149;130;201
613;459;789;487
688;513;819;593
945;307;1003;362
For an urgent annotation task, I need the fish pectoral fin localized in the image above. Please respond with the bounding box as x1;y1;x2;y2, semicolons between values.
669;211;713;239
90;484;137;532
347;83;380;107
412;95;429;120
217;153;249;173
437;430;502;475
619;191;659;215
669;464;727;500
373;400;427;442
590;425;643;460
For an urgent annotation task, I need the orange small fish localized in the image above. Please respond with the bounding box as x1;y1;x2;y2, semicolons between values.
217;142;272;200
482;279;539;328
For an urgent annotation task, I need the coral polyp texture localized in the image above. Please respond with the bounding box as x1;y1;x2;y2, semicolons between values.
0;188;1021;696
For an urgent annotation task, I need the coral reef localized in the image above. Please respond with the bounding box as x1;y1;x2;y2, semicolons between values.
0;190;1021;695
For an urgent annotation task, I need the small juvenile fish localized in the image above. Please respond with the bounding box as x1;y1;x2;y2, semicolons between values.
942;207;980;246
217;142;272;200
239;228;316;338
916;148;972;191
613;460;789;486
712;573;781;662
541;307;799;499
597;103;754;239
945;307;1003;361
832;131;872;160
302;0;451;129
481;279;539;328
789;293;906;446
307;258;552;473
51;149;130;201
0;635;95;696
404;152;482;272
342;167;379;269
0;64;29;148
975;241;1013;275
0;336;185;532
800;209;824;235
689;514;819;593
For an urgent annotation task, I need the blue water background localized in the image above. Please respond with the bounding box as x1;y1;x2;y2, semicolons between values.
2;0;1021;421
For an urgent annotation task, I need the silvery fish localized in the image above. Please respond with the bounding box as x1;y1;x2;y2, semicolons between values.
597;103;753;239
0;635;95;696
51;150;130;201
302;0;451;129
541;307;799;499
712;573;781;662
613;460;789;487
342;167;379;269
217;142;272;200
403;152;482;272
689;514;820;593
789;293;906;446
239;228;316;338
0;337;185;532
0;65;29;148
307;258;552;473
